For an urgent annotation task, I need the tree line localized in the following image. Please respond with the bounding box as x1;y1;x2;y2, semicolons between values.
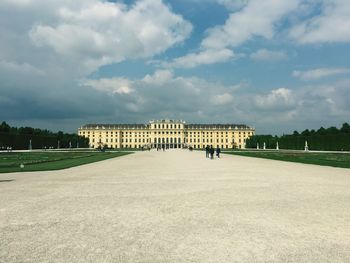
0;121;89;150
246;123;350;151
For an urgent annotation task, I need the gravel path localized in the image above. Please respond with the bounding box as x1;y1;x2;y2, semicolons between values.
1;150;350;262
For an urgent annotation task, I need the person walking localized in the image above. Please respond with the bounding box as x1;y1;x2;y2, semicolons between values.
205;145;209;158
210;145;214;159
216;146;221;158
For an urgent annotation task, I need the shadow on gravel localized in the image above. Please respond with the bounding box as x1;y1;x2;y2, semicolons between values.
0;179;15;183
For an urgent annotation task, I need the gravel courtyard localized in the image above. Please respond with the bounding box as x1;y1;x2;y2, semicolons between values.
1;150;350;262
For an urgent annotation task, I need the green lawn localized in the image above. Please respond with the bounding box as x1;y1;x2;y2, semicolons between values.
224;151;350;169
0;151;132;173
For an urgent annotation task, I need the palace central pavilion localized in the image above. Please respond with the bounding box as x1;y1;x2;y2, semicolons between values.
78;119;255;149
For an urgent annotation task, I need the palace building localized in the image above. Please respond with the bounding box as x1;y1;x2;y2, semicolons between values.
78;119;255;150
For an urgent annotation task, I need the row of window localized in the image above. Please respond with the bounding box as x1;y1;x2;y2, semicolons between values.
91;139;151;143
91;138;244;145
80;130;252;135
81;131;150;136
91;144;242;149
81;131;252;137
187;138;245;143
153;138;182;143
152;124;182;129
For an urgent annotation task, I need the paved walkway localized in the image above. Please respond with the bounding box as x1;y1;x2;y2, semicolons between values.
1;150;350;262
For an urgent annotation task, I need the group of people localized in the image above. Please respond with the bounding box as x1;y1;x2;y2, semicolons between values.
156;145;166;151
205;145;221;159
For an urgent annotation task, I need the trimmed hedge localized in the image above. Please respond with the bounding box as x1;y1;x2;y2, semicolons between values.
0;132;89;150
246;123;350;151
0;121;89;150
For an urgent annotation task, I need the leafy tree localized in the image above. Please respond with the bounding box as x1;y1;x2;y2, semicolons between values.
340;122;350;133
0;121;11;133
317;127;327;135
301;129;310;136
326;126;339;135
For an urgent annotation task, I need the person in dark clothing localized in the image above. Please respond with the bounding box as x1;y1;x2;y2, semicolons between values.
210;146;214;159
216;147;221;158
205;145;209;158
162;144;165;151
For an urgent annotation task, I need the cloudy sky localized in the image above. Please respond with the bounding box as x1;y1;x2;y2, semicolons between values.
1;0;350;134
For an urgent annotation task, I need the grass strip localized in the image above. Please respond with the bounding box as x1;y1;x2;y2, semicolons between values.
0;152;132;173
224;151;350;169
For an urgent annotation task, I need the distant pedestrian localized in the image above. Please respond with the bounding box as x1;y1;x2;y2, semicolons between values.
205;145;209;158
210;146;214;159
162;145;165;151
216;147;221;158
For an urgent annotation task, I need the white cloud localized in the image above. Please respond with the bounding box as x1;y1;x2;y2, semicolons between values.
216;0;249;11
290;0;350;44
212;93;234;105
83;77;133;94
168;0;298;69
28;0;192;74
167;49;234;68
293;68;350;81
254;88;295;111
142;70;174;85
82;70;235;116
202;0;300;49
250;49;287;61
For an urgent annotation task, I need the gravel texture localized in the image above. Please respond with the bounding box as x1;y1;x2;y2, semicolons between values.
1;149;350;262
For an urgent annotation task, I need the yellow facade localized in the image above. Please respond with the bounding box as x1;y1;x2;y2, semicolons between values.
78;120;255;149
